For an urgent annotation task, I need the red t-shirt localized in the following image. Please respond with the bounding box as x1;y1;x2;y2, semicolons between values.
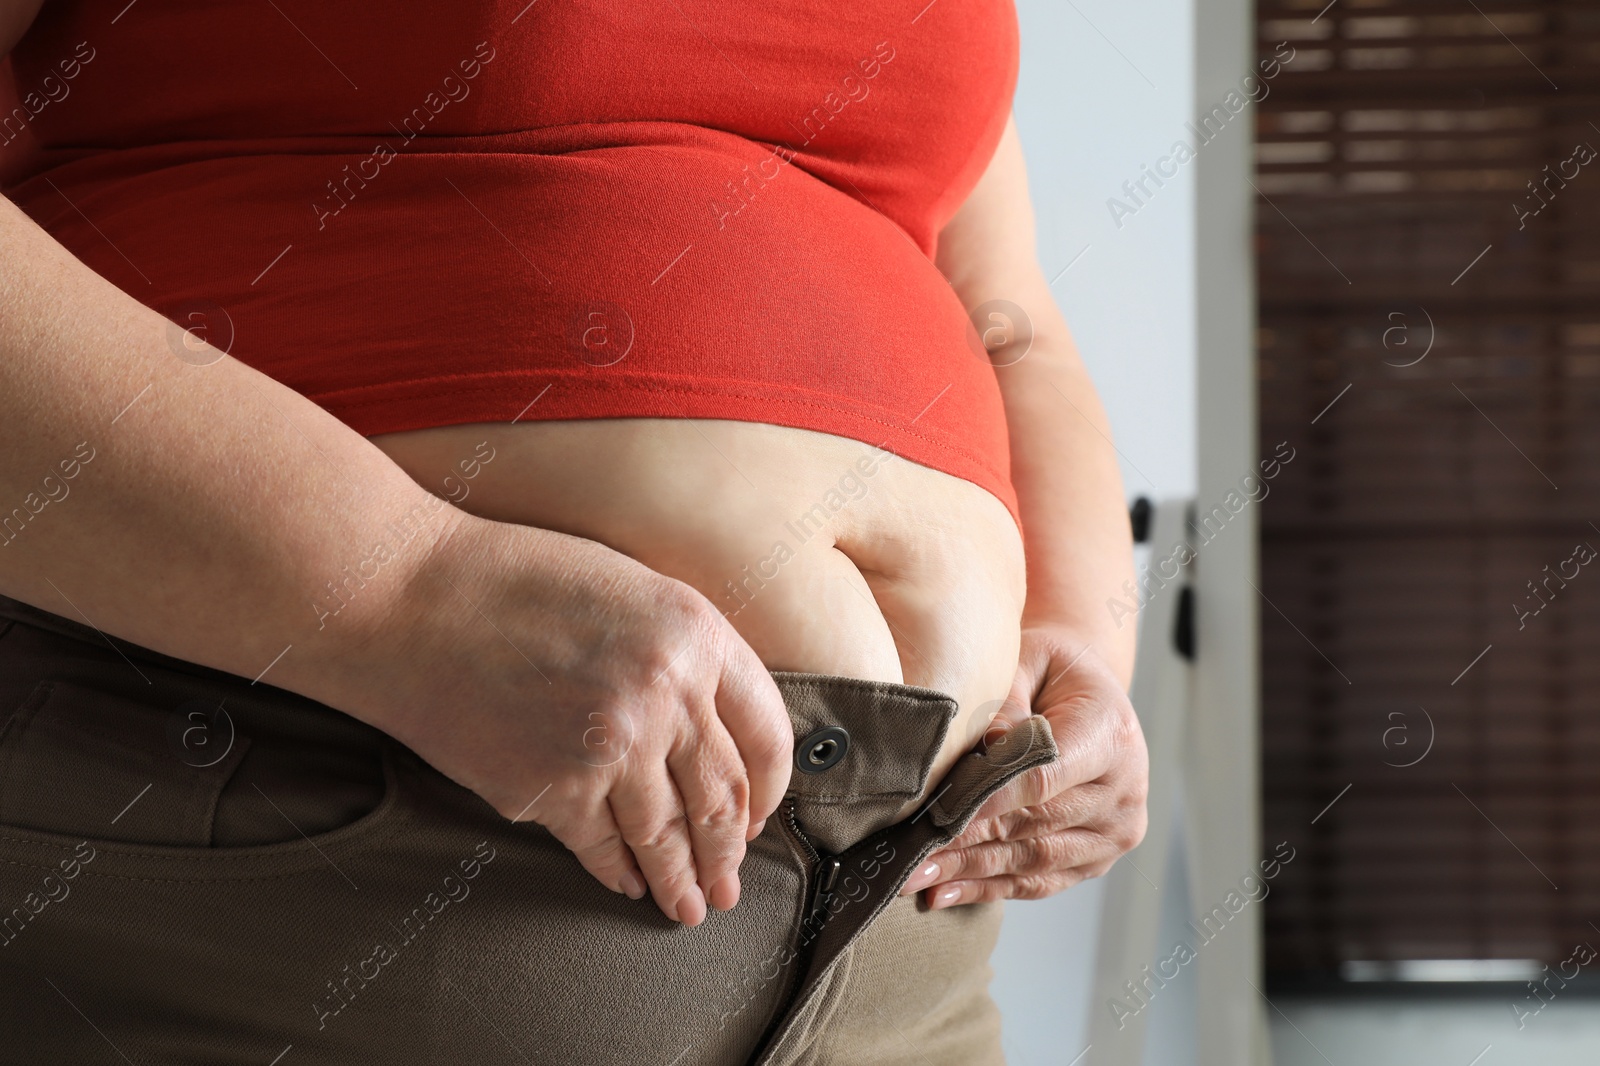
2;0;1020;525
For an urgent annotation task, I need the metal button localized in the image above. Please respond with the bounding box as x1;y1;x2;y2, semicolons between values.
795;726;850;774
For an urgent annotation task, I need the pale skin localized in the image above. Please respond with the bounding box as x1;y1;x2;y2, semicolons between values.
0;0;1144;927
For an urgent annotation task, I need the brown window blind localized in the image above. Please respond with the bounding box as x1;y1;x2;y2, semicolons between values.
1256;0;1600;982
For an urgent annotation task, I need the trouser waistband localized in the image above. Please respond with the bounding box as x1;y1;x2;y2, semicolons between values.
773;672;959;854
0;591;1056;854
0;593;1044;844
0;588;1058;848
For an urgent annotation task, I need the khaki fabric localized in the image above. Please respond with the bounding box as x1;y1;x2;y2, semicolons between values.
0;595;1056;1065
794;895;1008;1066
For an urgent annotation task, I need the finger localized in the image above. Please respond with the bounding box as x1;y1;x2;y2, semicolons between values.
922;829;1122;887
965;700;1125;831
714;643;793;831
538;793;647;901
925;865;1107;909
608;770;706;926
925;869;1092;909
940;851;1120;902
956;761;1061;841
927;878;998;909
667;719;750;913
901;857;944;895
947;779;1120;852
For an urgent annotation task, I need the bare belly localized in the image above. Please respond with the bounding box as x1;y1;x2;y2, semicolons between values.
369;419;1027;784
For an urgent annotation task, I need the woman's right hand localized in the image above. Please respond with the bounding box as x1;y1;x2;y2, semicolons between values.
331;510;794;927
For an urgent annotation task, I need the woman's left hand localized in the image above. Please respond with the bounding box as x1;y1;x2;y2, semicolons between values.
900;627;1149;908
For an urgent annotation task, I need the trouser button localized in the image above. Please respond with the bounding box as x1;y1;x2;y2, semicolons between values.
795;726;850;774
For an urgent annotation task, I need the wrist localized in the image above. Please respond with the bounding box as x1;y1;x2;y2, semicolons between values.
277;490;478;721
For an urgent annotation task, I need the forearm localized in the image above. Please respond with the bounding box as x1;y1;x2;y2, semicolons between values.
0;195;464;703
997;324;1137;687
935;116;1137;688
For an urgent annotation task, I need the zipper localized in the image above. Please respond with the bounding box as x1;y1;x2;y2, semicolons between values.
784;796;840;919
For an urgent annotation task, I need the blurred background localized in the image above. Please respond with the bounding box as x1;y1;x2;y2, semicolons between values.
997;0;1600;1063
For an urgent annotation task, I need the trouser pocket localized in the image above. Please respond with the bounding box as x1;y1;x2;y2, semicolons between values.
0;679;253;846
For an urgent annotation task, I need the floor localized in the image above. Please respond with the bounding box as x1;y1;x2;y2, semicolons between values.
1268;995;1600;1066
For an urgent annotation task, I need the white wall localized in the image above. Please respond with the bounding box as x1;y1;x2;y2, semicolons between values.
1012;0;1197;502
992;0;1197;1062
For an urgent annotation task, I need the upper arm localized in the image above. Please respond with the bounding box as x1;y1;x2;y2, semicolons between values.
0;0;44;60
935;112;1046;307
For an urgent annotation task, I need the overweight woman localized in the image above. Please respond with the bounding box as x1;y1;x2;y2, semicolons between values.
0;1;1147;1062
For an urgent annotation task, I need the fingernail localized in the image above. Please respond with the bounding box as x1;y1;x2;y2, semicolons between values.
710;870;739;909
901;861;941;895
747;818;767;841
619;870;646;900
678;884;708;927
932;884;963;910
